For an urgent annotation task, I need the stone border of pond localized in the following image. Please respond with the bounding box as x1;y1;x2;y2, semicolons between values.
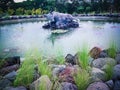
74;13;120;17
0;13;120;22
0;15;43;21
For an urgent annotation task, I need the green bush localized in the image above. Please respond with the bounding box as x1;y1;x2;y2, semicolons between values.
7;8;14;15
35;8;42;15
24;10;32;15
16;8;24;15
77;6;84;13
0;8;4;15
86;7;91;13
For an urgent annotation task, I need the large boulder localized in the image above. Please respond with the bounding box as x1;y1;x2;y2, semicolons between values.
58;65;80;83
113;80;120;90
115;54;120;64
89;47;102;59
92;58;116;69
91;67;106;82
4;71;17;81
29;75;52;90
0;79;12;90
98;50;109;58
0;64;19;75
87;82;110;90
0;56;20;69
60;82;78;90
43;12;79;29
65;54;75;65
112;64;120;80
3;86;27;90
105;80;114;89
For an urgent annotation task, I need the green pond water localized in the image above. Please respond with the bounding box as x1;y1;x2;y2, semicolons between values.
0;17;120;58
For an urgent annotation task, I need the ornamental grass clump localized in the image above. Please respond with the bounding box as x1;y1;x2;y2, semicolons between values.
14;57;35;86
32;49;52;78
105;63;114;81
74;69;90;90
108;42;117;58
77;46;89;70
55;49;64;64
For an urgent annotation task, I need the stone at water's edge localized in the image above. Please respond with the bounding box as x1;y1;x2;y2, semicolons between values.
92;58;116;69
114;80;120;90
65;54;75;65
89;47;102;59
106;80;114;89
0;64;19;75
3;86;27;90
0;79;12;90
29;75;52;90
112;64;120;80
4;71;17;81
115;54;120;64
91;67;106;82
87;82;110;90
60;82;78;90
65;53;79;65
43;11;79;29
0;56;20;69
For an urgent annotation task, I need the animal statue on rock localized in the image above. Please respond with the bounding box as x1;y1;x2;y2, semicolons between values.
42;12;79;29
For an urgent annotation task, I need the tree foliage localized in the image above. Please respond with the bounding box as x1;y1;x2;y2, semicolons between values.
0;0;120;16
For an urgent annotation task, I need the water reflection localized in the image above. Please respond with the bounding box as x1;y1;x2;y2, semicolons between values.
0;19;120;57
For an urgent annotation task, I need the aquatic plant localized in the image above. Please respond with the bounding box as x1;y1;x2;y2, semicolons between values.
14;57;35;86
77;46;89;70
105;63;114;81
74;69;90;90
108;41;117;58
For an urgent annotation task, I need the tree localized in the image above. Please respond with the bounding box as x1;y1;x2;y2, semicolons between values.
0;0;14;10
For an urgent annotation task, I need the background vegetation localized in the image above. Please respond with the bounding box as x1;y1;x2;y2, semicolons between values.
0;0;120;17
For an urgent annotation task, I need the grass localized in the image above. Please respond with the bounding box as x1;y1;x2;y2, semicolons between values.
14;56;35;86
77;46;89;70
74;69;90;90
55;48;65;64
0;59;5;69
108;41;117;58
105;63;114;81
31;48;52;78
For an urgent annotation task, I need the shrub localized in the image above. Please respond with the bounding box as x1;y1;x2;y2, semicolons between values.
0;8;4;16
24;10;32;15
35;8;42;15
16;8;24;15
77;6;84;13
7;8;14;15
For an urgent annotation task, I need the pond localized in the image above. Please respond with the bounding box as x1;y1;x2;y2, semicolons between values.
0;17;120;58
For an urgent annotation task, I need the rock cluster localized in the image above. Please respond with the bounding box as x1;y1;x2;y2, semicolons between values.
42;12;79;29
0;46;120;90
